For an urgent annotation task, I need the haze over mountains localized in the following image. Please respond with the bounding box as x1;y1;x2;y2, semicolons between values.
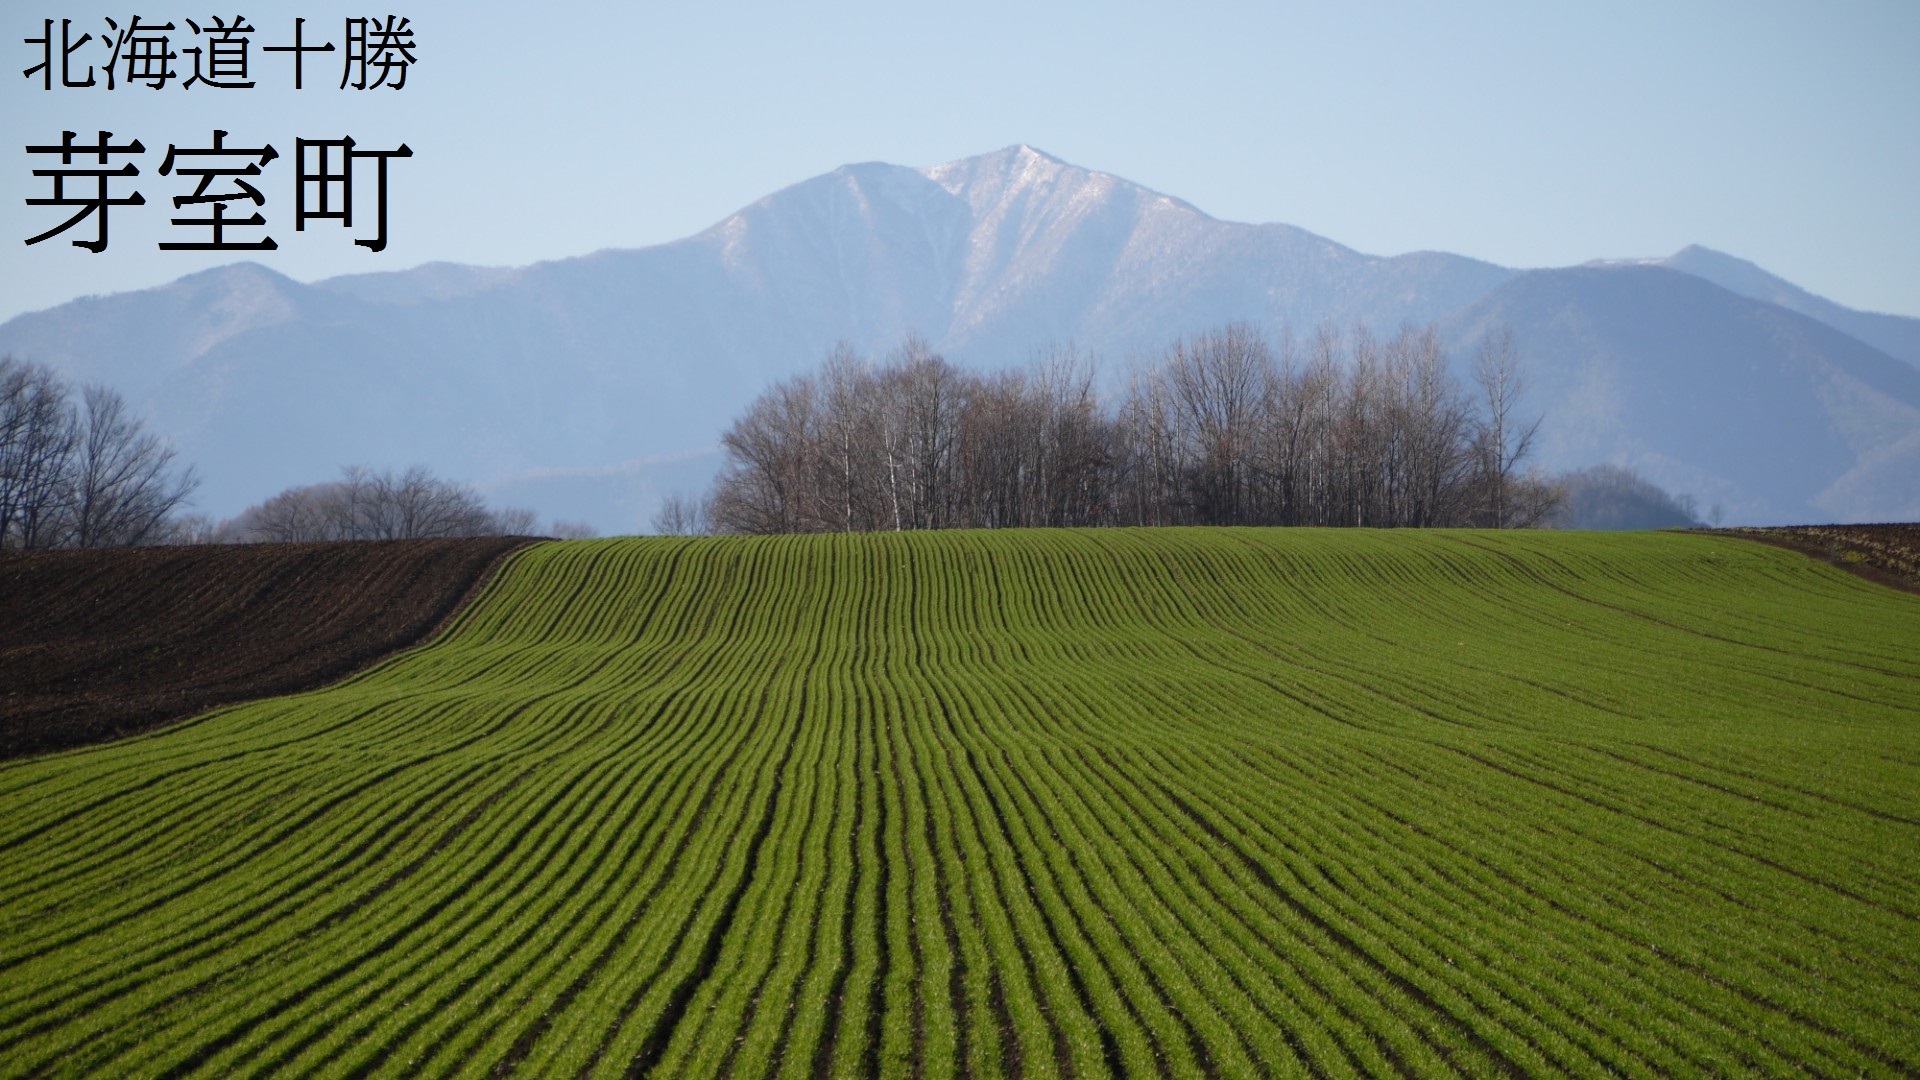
3;144;1915;531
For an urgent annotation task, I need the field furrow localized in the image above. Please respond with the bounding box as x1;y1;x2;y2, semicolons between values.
3;528;1918;1077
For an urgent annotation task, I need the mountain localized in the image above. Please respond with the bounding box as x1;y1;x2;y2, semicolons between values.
1442;266;1920;524
2;145;1915;530
1653;246;1920;370
1585;246;1920;370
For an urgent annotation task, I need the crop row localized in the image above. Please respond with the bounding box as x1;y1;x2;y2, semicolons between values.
2;528;1917;1076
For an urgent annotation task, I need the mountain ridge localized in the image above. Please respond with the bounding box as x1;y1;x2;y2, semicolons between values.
3;145;1915;530
1442;263;1920;522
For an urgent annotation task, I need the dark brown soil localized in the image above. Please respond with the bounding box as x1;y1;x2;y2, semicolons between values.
0;537;536;759
1719;523;1920;595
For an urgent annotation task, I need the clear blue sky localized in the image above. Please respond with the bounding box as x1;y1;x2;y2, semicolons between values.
5;0;1916;323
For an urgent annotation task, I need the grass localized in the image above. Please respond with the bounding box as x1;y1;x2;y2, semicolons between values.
2;528;1917;1077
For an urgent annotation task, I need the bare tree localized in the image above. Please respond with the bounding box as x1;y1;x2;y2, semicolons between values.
490;505;540;535
1163;323;1275;524
69;384;199;547
240;482;341;541
650;493;708;535
880;338;965;530
549;519;599;540
226;465;527;542
817;343;880;532
1377;324;1471;527
1025;345;1114;526
1;358;197;548
951;346;1113;529
367;465;494;539
957;367;1034;527
161;512;223;545
1472;327;1544;528
708;374;821;534
0;357;77;548
1116;360;1183;526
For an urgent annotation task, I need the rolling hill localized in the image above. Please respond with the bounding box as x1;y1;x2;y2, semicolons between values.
0;537;529;758
2;529;1917;1076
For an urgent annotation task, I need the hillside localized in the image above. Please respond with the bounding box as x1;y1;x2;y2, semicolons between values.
1652;246;1920;369
0;537;531;758
1442;265;1920;523
2;530;1916;1076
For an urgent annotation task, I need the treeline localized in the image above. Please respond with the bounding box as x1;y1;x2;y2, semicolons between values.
217;465;560;543
705;323;1560;534
1;357;198;549
5;355;586;548
1552;464;1708;530
195;466;594;544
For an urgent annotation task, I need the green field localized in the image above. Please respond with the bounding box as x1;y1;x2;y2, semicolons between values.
3;529;1918;1077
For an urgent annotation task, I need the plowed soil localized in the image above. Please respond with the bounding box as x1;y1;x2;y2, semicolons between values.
0;537;535;759
1723;523;1920;593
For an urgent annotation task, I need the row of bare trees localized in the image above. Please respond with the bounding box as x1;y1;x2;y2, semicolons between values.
706;338;1115;533
704;324;1559;534
4;354;579;546
216;465;589;542
1;357;199;548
